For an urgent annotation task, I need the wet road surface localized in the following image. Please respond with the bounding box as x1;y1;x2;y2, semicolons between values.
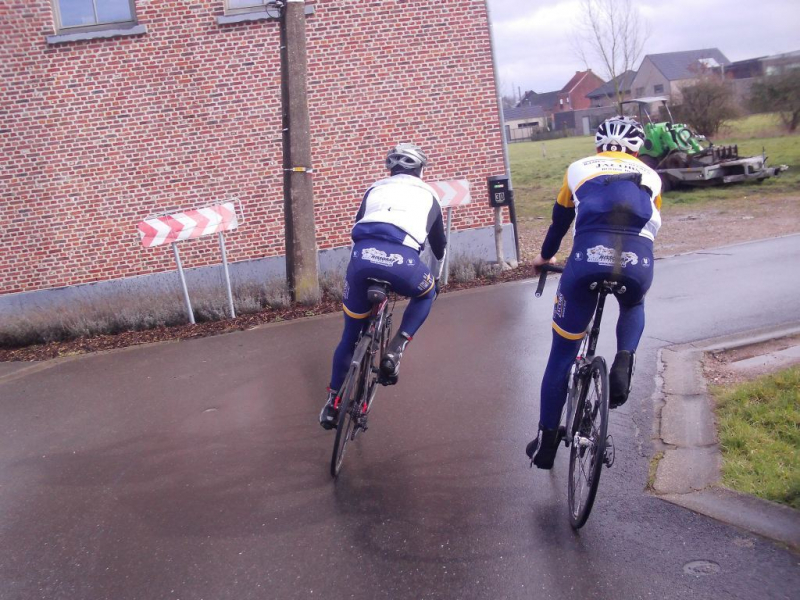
1;236;799;599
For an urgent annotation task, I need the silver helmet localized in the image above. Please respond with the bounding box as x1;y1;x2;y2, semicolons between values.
385;143;428;171
595;116;645;154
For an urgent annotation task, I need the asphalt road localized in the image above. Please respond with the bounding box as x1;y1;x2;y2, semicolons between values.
1;236;799;600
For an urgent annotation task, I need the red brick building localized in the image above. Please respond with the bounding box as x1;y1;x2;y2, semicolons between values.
555;69;605;112
1;1;507;299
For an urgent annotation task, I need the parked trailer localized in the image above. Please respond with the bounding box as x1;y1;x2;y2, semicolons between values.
660;152;789;188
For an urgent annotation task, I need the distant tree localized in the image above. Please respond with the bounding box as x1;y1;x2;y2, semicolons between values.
573;0;649;112
501;94;517;109
673;76;739;136
749;70;800;132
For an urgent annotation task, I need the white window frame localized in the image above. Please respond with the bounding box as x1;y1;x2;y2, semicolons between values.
53;0;138;33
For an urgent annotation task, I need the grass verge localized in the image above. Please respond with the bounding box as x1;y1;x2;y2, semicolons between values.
711;366;800;510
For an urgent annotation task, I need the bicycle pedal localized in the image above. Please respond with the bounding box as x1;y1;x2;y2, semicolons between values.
378;374;398;386
558;425;568;447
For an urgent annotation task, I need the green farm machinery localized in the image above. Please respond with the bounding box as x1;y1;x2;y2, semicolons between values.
622;96;788;191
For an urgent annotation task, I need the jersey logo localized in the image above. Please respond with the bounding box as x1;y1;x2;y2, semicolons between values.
586;245;638;267
361;247;404;267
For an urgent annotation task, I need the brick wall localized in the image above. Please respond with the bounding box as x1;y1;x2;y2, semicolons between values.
0;1;505;295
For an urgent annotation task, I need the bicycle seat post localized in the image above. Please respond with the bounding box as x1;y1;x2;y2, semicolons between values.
586;281;616;359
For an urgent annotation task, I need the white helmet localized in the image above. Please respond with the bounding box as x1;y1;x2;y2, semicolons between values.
595;116;645;154
385;143;428;171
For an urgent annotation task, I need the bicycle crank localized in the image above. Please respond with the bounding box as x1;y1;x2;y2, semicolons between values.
604;434;615;467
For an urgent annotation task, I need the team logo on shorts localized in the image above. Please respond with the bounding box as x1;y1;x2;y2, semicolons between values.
586;245;638;268
418;272;434;292
361;247;403;267
554;291;567;318
573;251;584;261
642;257;651;268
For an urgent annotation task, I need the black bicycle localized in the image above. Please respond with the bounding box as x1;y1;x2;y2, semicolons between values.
536;264;616;529
330;278;395;478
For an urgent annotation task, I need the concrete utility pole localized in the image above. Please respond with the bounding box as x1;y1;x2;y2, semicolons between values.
280;0;320;304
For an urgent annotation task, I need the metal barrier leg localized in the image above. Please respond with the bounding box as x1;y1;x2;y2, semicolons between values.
219;232;236;318
172;242;195;324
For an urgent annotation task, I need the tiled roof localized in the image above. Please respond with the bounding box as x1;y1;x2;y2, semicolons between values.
586;70;637;98
503;105;546;121
646;48;730;81
560;70;595;93
517;90;559;111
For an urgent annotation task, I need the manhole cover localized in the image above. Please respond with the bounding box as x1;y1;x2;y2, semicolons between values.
683;560;721;576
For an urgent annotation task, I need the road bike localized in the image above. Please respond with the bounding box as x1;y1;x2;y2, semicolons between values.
330;279;395;478
536;264;616;529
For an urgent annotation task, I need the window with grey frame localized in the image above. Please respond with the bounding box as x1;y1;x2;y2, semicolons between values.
653;84;665;94
54;0;137;32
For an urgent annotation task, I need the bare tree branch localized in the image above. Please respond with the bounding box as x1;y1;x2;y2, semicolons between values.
575;0;650;112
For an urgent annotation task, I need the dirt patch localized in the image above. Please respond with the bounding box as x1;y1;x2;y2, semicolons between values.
518;193;800;262
657;195;800;258
703;334;800;387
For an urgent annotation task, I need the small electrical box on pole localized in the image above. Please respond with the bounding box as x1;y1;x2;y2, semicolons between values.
280;0;320;304
487;175;511;207
487;175;520;264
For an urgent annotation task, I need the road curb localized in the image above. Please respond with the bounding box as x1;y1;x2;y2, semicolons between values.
652;322;800;551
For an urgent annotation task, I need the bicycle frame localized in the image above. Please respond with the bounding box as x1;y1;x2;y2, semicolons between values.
348;292;394;417
563;283;614;445
538;266;620;447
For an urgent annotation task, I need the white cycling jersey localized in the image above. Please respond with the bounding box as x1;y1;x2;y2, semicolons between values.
354;174;444;253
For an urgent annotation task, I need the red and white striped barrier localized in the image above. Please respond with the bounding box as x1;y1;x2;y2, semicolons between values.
430;179;471;207
137;202;239;248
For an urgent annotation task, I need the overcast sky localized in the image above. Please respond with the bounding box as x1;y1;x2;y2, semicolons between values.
487;0;800;98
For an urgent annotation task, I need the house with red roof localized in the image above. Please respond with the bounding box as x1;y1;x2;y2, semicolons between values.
556;70;605;112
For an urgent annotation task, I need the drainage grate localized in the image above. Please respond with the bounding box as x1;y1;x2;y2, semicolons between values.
683;560;721;576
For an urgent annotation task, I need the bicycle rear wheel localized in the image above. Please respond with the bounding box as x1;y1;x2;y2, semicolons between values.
330;361;360;478
567;356;610;529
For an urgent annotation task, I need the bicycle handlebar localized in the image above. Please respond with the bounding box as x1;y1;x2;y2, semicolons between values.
534;264;565;298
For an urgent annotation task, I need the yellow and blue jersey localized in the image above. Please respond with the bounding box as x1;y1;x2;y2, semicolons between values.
542;151;662;259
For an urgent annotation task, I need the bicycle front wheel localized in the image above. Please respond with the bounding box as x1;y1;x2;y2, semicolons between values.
330;362;359;478
567;356;610;529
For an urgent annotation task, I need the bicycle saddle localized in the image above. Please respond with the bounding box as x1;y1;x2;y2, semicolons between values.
589;280;627;294
366;278;391;304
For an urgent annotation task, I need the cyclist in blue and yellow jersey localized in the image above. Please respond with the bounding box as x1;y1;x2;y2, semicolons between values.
319;143;447;430
527;116;662;468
